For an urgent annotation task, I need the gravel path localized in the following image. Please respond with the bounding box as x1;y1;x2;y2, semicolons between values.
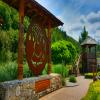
39;76;92;100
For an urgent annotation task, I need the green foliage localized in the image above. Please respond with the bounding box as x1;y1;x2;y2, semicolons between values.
0;1;11;30
82;81;100;100
42;64;69;78
0;30;12;62
85;73;97;79
79;26;88;44
23;63;34;78
51;27;67;43
0;62;17;82
69;75;77;83
0;29;19;62
51;40;77;64
52;64;69;78
0;62;34;82
51;27;81;54
0;1;30;63
42;64;48;75
66;35;81;53
0;1;30;31
97;72;100;76
85;73;93;79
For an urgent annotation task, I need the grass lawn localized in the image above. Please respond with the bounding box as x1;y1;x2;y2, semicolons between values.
82;81;100;100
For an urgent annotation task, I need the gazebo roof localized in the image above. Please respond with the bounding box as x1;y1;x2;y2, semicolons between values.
3;0;63;28
81;36;97;46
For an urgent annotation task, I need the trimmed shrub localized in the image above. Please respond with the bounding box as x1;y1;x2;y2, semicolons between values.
84;73;97;79
85;73;93;79
69;75;77;83
85;72;100;79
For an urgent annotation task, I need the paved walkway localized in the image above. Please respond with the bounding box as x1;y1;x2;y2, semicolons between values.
39;76;92;100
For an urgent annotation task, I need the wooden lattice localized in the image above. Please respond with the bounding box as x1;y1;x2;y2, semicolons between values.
26;18;48;75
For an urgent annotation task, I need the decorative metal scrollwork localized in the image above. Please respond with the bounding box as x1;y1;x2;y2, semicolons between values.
26;18;48;75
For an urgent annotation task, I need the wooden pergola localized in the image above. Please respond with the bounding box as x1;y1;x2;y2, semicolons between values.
3;0;63;80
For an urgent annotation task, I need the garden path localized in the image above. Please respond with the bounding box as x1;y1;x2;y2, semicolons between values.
39;76;92;100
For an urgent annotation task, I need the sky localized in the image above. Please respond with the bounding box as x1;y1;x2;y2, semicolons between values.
37;0;100;41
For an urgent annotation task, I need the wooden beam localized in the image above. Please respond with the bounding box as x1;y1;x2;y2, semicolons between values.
18;0;24;80
47;21;51;74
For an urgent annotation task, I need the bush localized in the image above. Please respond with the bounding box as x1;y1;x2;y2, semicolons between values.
97;72;100;76
51;40;77;65
85;73;93;79
85;73;97;79
52;64;69;78
0;62;34;82
0;62;17;82
69;75;77;83
42;64;69;78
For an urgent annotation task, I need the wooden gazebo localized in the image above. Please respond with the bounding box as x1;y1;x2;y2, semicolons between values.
81;36;97;74
3;0;63;80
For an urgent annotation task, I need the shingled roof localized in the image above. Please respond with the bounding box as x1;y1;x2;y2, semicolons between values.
81;36;97;46
3;0;63;28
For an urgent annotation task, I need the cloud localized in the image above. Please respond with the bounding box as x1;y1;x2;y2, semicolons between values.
71;26;82;32
64;11;100;41
37;0;100;41
96;27;100;30
86;12;100;24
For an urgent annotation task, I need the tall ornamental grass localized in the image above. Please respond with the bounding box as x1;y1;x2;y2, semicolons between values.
0;62;33;82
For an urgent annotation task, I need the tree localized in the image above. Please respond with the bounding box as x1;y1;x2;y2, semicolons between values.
79;26;88;44
51;27;67;43
0;1;11;30
66;35;81;53
51;40;77;65
51;27;81;53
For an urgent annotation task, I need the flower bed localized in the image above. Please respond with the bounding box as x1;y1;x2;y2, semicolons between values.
82;81;100;100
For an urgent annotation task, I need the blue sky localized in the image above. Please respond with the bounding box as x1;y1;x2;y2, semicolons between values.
37;0;100;41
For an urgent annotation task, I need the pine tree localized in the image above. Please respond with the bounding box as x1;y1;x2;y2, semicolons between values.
79;26;88;44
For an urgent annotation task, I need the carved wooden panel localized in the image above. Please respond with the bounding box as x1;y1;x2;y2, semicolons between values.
35;79;50;93
26;18;48;75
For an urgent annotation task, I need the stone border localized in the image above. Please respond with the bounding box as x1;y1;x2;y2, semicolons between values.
0;74;62;100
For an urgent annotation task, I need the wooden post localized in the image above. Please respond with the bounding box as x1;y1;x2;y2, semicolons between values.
86;45;89;73
18;0;24;80
95;46;97;76
93;45;97;82
47;21;51;74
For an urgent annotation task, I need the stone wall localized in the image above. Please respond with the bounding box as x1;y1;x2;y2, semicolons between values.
0;73;62;100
